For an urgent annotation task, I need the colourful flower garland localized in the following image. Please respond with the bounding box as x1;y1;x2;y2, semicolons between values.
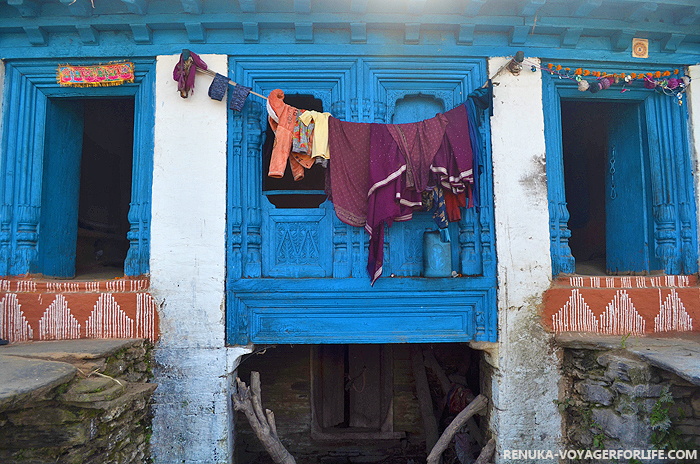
528;61;690;105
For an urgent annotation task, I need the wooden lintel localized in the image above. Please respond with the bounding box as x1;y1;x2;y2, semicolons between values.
350;22;367;43
238;0;256;13
521;0;546;17
661;33;684;52
129;23;152;44
185;22;206;43
181;0;202;15
76;25;99;44
626;2;657;22
463;0;487;17
573;0;602;17
8;0;40;17
560;27;583;48
121;0;148;15
295;22;313;43
243;21;259;42
24;26;47;45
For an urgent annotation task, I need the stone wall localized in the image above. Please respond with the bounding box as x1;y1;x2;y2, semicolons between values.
0;339;156;464
560;342;700;458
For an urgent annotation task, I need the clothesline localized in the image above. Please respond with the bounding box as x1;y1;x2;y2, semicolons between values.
195;67;268;100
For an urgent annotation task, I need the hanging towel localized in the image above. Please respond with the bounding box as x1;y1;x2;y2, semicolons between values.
328;117;372;227
229;84;252;112
299;111;332;160
208;73;228;101
173;50;207;98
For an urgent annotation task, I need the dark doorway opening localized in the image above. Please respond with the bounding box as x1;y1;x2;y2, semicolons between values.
75;98;135;278
561;99;657;275
561;100;609;274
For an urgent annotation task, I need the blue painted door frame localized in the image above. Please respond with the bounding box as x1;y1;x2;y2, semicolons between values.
543;68;699;276
226;55;498;346
0;59;155;277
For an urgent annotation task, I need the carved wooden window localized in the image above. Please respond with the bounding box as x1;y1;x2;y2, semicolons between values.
544;70;698;276
228;56;497;346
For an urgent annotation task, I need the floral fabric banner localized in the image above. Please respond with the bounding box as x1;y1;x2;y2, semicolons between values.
57;62;135;87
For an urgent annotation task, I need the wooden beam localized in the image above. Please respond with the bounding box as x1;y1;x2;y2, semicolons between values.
560;27;582;48
7;0;40;17
295;22;313;43
181;0;202;14
243;21;259;42
129;23;152;44
611;28;635;51
411;345;439;454
458;24;475;45
238;0;256;13
573;0;601;17
407;0;427;15
23;26;47;45
59;0;92;17
350;0;369;14
121;0;148;15
510;25;530;45
185;22;206;43
463;0;487;17
675;6;700;26
626;2;657;22
294;0;310;14
350;22;366;43
405;22;420;44
76;25;99;44
521;0;546;17
427;394;489;464
661;33;684;52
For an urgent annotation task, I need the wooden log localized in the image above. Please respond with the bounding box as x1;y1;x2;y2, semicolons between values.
232;371;297;464
474;438;496;464
426;394;488;464
411;345;440;453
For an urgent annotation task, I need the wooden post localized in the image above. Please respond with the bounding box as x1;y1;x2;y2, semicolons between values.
411;345;440;453
426;394;488;464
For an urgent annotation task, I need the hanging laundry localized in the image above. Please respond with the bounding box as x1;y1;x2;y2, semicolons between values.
229;84;252;112
327;117;372;227
365;123;421;284
266;89;305;180
208;73;229;101
387;114;450;192
431;104;474;197
299;111;332;160
291;114;314;155
466;81;493;210
173;50;207;98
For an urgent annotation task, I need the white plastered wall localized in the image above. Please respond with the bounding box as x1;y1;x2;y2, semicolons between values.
688;65;700;271
149;54;250;464
487;56;563;461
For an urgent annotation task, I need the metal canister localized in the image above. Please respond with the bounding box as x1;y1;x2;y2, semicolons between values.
423;230;452;277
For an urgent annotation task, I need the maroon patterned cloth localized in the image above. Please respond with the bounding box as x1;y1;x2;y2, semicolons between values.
328;117;372;227
172;50;207;98
387;113;450;192
431;104;474;194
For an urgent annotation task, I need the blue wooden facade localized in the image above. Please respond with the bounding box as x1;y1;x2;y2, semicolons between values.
1;0;699;347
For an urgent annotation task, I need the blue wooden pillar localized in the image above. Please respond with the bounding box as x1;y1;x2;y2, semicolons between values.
0;65;47;276
124;61;156;277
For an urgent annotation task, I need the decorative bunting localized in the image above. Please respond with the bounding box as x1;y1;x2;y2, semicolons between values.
57;62;135;87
